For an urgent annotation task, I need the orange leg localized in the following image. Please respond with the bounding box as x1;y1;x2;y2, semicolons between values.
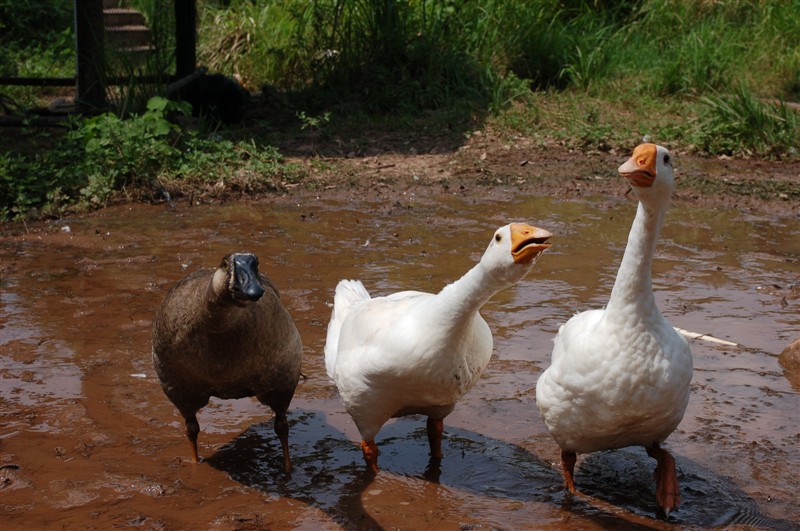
361;439;379;472
185;415;201;463
426;417;444;460
646;443;680;515
561;450;577;493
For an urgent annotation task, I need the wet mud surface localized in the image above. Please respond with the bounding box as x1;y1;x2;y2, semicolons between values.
1;183;799;529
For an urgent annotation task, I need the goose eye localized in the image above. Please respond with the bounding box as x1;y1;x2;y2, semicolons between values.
664;154;671;165
495;234;502;242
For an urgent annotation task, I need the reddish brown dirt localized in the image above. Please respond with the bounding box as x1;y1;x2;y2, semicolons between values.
176;129;800;220
286;142;799;215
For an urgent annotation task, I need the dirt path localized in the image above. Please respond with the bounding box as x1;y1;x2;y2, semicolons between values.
274;136;800;218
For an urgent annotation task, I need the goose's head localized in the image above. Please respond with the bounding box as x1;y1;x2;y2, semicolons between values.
618;143;675;205
481;223;552;282
212;253;266;303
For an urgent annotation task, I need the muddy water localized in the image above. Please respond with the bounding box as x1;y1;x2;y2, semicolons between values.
1;190;798;530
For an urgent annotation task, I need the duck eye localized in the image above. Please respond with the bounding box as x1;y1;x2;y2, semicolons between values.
495;234;502;242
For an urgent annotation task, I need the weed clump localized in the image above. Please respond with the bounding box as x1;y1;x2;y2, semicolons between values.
0;97;300;220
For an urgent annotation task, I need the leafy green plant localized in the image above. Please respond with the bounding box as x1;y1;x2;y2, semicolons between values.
1;92;307;220
63;96;191;205
297;110;331;131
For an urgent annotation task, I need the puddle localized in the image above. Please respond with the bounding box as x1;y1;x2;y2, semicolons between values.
1;190;798;529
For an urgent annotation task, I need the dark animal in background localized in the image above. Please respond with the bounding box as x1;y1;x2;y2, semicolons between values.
152;253;302;472
173;73;249;124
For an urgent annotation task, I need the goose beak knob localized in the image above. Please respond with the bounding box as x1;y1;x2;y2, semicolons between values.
619;143;657;187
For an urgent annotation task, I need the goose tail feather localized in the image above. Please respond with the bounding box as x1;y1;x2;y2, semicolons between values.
324;279;371;380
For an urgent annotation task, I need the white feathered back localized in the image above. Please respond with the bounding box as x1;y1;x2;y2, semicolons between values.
324;279;372;380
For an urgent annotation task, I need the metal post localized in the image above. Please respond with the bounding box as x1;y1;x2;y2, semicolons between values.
174;0;197;79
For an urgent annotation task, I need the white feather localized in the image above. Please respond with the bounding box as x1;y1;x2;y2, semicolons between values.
325;223;552;448
324;279;371;380
537;145;693;455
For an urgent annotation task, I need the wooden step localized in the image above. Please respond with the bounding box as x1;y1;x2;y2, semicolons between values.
104;8;146;27
106;25;152;48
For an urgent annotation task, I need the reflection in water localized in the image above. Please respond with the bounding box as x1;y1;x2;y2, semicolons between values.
0;192;798;529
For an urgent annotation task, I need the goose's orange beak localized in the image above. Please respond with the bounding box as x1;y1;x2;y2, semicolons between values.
619;143;657;187
510;223;552;264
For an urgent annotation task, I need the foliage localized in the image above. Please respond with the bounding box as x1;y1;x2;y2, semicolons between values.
0;0;75;107
198;0;301;90
64;97;190;204
0;0;73;45
619;0;800;98
2;0;800;220
0;97;299;220
297;110;331;131
690;86;800;157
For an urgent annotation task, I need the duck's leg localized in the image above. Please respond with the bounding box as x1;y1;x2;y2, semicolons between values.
645;443;680;515
361;439;379;472
561;449;577;493
274;411;292;473
184;414;201;463
426;417;444;460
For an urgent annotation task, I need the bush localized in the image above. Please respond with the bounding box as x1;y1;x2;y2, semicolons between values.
0;0;72;45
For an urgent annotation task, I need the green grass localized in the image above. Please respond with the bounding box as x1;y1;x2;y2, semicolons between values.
2;0;799;220
690;86;800;157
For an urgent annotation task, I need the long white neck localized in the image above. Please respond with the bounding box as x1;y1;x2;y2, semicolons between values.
436;262;509;327
606;200;666;319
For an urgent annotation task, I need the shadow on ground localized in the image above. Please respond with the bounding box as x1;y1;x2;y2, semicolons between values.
206;408;792;529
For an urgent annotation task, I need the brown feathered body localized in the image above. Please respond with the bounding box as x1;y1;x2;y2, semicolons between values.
152;254;302;470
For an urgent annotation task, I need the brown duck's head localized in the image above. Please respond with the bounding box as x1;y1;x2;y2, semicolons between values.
215;253;265;302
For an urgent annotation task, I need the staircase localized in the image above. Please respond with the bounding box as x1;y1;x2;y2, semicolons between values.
103;0;154;59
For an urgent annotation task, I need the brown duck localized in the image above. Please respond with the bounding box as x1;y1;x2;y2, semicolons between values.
152;253;302;472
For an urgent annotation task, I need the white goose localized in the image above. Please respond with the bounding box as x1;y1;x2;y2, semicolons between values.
326;223;553;471
536;143;693;515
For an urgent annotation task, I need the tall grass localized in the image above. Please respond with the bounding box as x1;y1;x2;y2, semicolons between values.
195;0;799;109
613;0;800;98
198;0;301;90
287;0;488;111
691;85;800;157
